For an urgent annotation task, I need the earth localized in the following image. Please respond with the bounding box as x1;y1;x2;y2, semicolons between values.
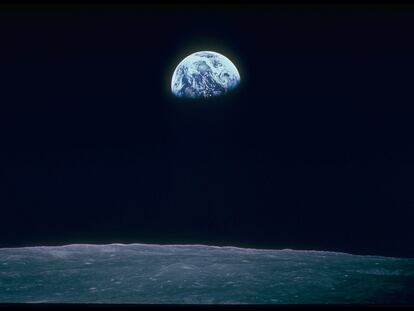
1;243;414;304
171;51;241;99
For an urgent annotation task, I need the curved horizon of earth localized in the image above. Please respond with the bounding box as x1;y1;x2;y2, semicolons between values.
0;243;413;304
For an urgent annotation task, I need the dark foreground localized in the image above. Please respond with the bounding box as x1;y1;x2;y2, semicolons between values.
0;244;413;304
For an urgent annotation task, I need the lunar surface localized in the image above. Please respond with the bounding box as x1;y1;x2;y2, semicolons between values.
0;243;413;304
171;51;240;99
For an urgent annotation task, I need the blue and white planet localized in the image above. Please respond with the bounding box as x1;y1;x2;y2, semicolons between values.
171;51;241;99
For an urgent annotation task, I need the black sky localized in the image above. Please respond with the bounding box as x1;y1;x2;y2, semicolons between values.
1;7;414;258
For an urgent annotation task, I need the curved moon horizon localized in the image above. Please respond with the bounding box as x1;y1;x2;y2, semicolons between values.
171;51;241;99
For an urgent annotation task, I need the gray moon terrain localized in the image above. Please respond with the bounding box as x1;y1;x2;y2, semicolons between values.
0;243;414;304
